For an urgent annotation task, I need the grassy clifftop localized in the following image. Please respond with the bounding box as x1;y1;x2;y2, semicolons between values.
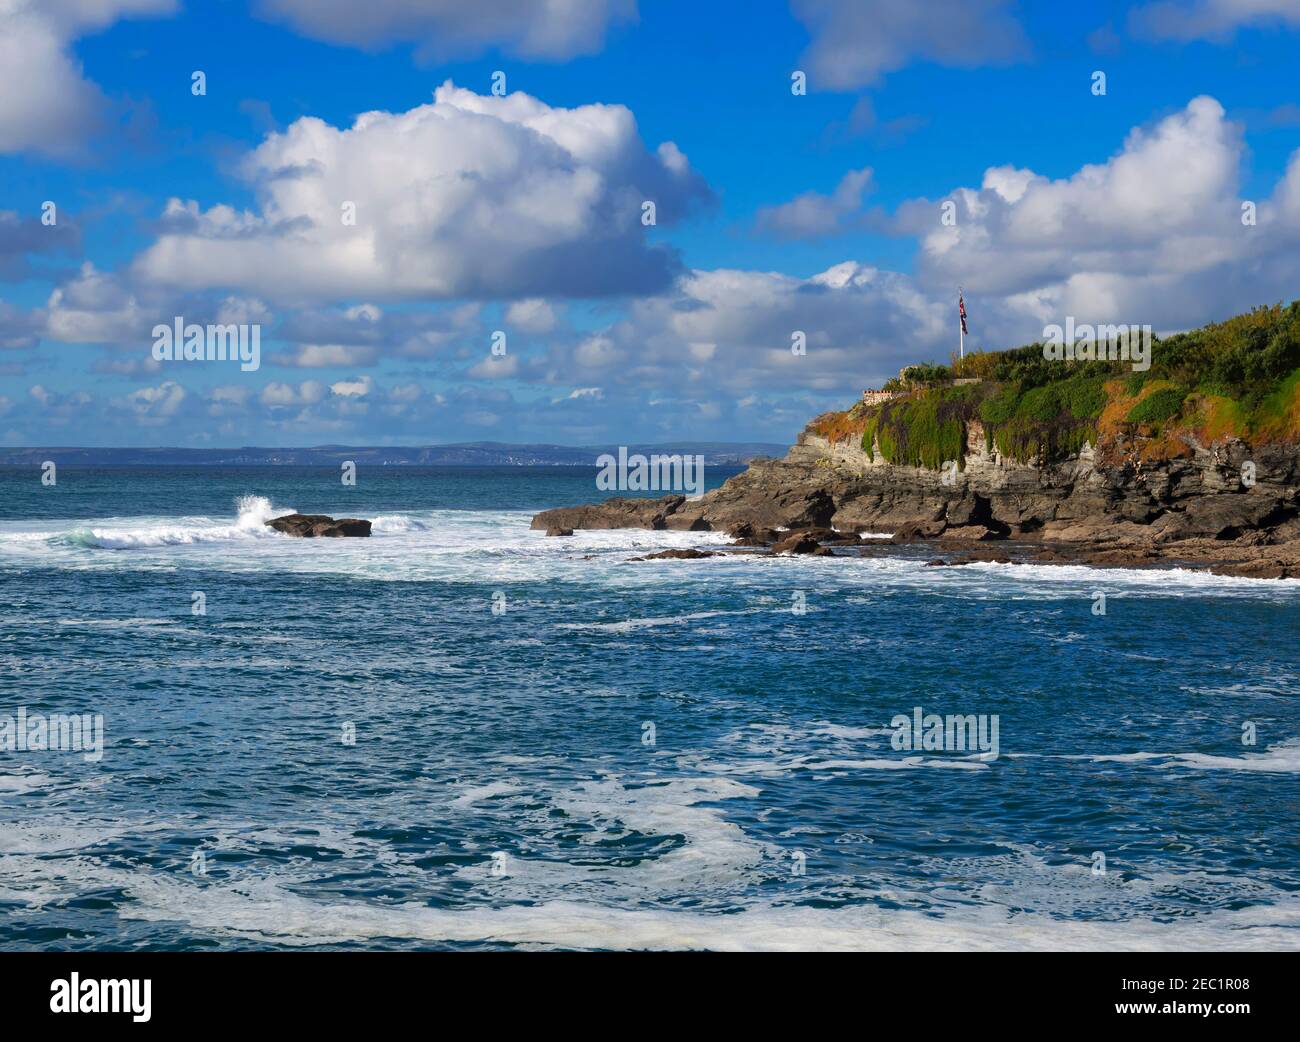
809;302;1300;469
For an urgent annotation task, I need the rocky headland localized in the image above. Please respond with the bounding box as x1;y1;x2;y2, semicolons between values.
532;304;1300;578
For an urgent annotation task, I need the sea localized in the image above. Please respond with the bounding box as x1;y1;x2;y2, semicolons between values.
1;464;1298;951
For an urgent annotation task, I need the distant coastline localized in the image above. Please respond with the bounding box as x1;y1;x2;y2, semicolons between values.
0;442;783;468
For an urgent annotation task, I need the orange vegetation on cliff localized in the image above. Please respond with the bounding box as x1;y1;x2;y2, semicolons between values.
807;406;871;445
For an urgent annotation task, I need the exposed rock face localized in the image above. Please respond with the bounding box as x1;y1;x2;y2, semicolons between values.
765;427;1300;545
266;514;372;538
528;416;1300;575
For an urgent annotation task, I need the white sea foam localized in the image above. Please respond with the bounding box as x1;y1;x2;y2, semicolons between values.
949;558;1300;592
807;756;989;771
1;499;1298;599
0;769;53;795
369;514;429;534
704;719;987;776
1009;738;1300;773
2;790;1297;950
54;617;175;628
442;774;770;896
92;778;1294;947
450;781;521;807
1166;738;1300;772
556;608;763;633
105;873;1300;951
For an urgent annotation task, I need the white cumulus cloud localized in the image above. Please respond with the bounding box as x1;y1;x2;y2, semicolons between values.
896;96;1300;334
330;376;373;397
132;82;711;303
0;0;175;157
115;379;185;424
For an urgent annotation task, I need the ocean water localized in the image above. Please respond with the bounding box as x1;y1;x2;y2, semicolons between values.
1;464;1299;951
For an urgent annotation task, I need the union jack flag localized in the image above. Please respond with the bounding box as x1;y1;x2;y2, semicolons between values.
959;292;969;335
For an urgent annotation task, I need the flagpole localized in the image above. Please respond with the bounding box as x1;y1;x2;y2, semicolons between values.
959;288;964;361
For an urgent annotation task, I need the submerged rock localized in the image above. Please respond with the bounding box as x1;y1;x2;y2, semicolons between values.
266;513;372;538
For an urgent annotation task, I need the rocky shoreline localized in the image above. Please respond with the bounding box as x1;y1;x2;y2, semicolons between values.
531;421;1300;579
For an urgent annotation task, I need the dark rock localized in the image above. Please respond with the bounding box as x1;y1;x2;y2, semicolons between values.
890;520;947;544
1268;514;1300;543
530;494;686;532
727;520;782;545
546;527;574;537
1027;548;1073;564
771;533;821;555
944;493;993;527
266;514;371;538
1210;561;1295;579
783;525;860;545
663;515;712;531
786;525;840;543
320;518;371;537
1175;494;1284;539
630;548;717;561
940;523;1007;542
965;549;1013;564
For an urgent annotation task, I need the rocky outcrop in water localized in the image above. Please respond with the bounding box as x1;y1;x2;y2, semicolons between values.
266;514;372;537
530;420;1300;577
630;548;718;560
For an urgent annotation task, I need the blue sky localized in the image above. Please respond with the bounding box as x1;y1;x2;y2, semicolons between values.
2;0;1300;446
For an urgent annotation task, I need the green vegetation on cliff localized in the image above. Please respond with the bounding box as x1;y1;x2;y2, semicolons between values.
808;301;1300;470
862;388;967;470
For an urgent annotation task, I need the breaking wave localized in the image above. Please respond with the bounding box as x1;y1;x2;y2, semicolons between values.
61;495;297;549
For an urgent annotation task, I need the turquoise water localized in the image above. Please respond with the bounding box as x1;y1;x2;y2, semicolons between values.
1;465;1299;950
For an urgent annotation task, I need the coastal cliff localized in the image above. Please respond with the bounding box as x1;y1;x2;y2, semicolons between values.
532;303;1300;577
